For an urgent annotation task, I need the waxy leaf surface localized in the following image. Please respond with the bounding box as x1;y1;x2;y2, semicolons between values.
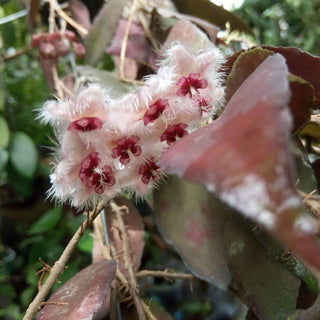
171;0;252;34
225;48;314;132
158;54;320;271
262;46;320;109
37;260;116;320
154;176;231;289
92;198;144;274
153;177;301;320
85;0;125;65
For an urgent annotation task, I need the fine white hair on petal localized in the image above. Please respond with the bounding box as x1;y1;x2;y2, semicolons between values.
41;41;226;208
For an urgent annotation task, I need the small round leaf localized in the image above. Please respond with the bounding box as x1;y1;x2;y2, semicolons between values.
9;132;38;179
0;116;10;148
0;147;8;172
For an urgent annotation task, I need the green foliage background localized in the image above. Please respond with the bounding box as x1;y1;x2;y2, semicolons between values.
235;0;320;55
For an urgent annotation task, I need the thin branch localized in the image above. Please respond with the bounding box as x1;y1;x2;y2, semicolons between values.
40;301;68;307
52;64;64;99
23;203;104;320
93;205;157;320
3;48;27;61
136;270;194;280
120;0;139;80
141;300;158;320
110;200;146;320
54;4;88;36
48;0;56;34
109;285;118;320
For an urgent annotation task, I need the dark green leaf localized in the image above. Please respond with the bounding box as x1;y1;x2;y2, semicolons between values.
224;217;301;320
0;85;5;111
85;0;125;65
299;121;320;143
225;47;273;103
0;116;10;148
154;177;301;320
1;22;16;47
52;259;80;291
9;132;38;179
76;65;132;97
171;0;253;34
7;163;33;198
28;207;62;235
153;176;231;289
20;286;36;308
0;146;8;172
77;230;93;253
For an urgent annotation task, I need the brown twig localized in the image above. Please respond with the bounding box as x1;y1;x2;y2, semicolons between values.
23;203;104;320
109;285;118;320
3;48;27;61
93;205;158;320
110;200;147;320
36;258;52;290
52;64;64;99
136;269;194;281
40;301;68;307
120;0;139;80
299;189;320;218
141;300;158;320
54;3;88;36
47;0;56;34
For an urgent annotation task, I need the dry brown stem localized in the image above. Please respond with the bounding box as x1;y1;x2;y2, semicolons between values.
120;0;139;80
136;269;194;281
110;200;147;320
23;203;104;320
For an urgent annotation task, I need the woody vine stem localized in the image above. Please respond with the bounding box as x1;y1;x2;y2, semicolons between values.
22;203;105;320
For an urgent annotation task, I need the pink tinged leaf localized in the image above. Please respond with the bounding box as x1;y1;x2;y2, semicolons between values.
224;47;315;133
150;19;214;71
92;198;144;274
153;176;302;316
262;46;320;109
85;0;125;65
107;18;150;61
114;57;138;80
158;10;219;42
37;260;116;320
158;54;320;271
153;176;231;289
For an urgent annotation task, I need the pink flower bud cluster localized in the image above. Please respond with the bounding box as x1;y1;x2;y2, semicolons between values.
31;31;86;60
40;43;225;208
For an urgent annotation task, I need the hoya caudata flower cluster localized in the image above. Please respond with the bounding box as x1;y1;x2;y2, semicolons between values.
40;42;225;208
